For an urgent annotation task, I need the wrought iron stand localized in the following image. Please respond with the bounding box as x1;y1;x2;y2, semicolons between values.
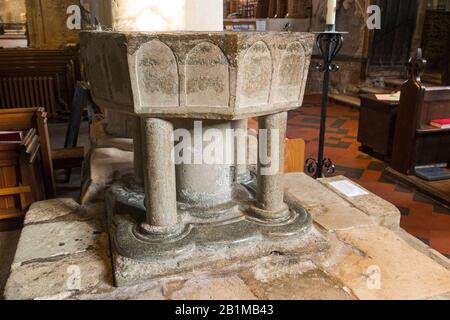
306;28;346;179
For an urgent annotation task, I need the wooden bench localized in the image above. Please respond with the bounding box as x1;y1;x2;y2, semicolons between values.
0;109;54;220
0;108;55;200
390;49;450;175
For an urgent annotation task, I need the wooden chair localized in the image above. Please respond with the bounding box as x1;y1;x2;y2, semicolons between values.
390;49;450;175
52;82;88;182
285;138;305;173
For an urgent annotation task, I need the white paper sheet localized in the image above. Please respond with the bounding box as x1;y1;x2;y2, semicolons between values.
329;180;369;198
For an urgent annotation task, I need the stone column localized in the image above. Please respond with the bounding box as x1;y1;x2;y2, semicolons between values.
133;116;144;184
141;118;178;230
175;120;234;210
233;119;249;181
255;112;288;218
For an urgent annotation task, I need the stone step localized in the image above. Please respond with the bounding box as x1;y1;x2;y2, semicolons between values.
329;94;361;108
4;174;450;300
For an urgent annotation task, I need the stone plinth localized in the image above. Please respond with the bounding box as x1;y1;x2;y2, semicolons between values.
5;176;450;300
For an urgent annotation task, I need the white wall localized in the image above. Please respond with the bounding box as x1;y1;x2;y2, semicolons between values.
108;0;223;32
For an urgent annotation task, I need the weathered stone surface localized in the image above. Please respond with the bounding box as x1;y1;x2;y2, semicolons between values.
12;220;104;266
257;269;353;300
5;235;111;300
319;176;401;229
135;39;179;108
395;228;450;271
81;31;314;119
96;136;134;152
131;287;166;301
81;147;134;204
238;41;272;108
87;148;134;182
24;198;80;225
239;256;353;300
110;213;327;287
328;226;450;300
104;110;136;138
274;41;308;103
89;117;133;151
185;42;230;107
423;292;450;300
284;173;349;209
309;204;375;232
5;197;450;300
168;276;257;300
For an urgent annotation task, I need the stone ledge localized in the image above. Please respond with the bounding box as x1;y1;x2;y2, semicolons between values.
24;198;81;225
285;173;400;230
394;228;450;271
11;219;105;267
5;236;111;300
321;226;450;300
284;173;349;210
4;176;450;300
319;176;401;230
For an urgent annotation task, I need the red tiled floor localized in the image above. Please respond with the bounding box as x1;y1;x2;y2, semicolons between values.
289;95;450;257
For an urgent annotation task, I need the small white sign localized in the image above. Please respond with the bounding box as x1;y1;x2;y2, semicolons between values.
329;180;369;198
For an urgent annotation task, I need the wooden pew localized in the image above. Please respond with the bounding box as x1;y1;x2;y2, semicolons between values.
0;108;56;199
0;108;56;220
390;49;450;175
0;47;80;119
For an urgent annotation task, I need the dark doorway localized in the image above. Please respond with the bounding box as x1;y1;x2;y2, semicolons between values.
368;0;418;70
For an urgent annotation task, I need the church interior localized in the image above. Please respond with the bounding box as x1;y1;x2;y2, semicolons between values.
0;0;449;301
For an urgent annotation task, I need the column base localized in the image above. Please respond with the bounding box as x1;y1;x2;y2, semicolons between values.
105;175;325;287
248;203;291;222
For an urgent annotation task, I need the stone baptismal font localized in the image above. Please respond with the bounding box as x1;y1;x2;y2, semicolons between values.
81;0;323;286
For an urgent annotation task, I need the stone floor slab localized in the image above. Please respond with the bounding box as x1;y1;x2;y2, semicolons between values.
168;276;257;300
309;203;375;232
329;226;450;300
13;220;104;265
24;198;81;225
256;269;353;300
4;234;111;300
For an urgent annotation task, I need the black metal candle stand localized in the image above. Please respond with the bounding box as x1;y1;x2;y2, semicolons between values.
305;28;346;179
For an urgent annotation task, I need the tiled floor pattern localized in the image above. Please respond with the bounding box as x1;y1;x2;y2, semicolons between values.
288;95;450;258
